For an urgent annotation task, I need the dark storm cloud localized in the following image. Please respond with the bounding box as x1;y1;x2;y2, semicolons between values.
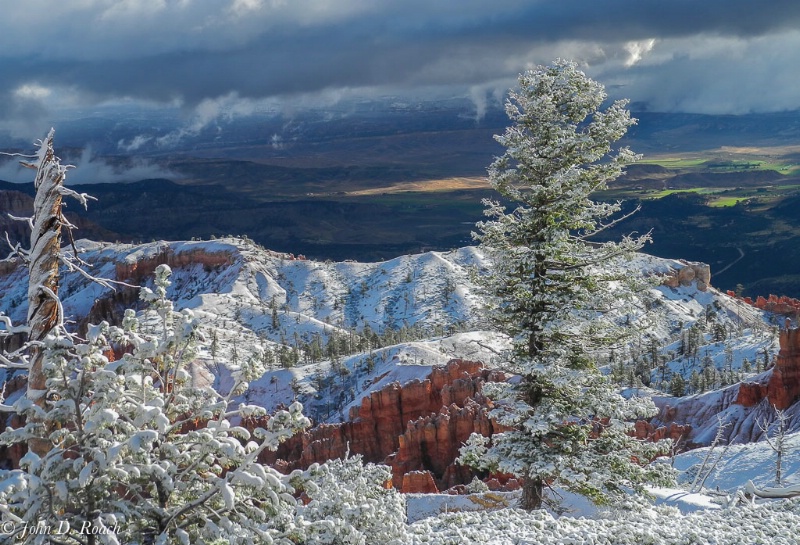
2;0;800;135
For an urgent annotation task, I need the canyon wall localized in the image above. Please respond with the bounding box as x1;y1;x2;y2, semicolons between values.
114;245;235;285
80;245;236;332
262;359;508;491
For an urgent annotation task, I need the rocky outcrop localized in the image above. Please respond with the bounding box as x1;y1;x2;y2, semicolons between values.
652;327;800;445
266;357;691;489
484;474;521;492
391;397;500;490
726;292;800;317
735;380;769;408
263;360;507;490
766;327;800;410
633;420;691;444
401;470;439;494
650;385;742;446
77;244;236;332
734;327;800;411
661;260;711;292
114;245;235;285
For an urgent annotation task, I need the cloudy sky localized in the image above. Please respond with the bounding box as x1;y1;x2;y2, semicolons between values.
3;0;800;143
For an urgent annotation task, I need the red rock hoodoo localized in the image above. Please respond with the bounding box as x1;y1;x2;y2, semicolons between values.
262;359;508;490
661;261;711;292
726;292;800;317
765;327;800;410
401;470;440;494
734;327;800;410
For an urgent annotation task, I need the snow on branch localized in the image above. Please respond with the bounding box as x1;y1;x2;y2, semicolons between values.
6;213;34;231
58;253;134;292
744;480;800;499
0;314;33;371
57;185;96;210
0;316;30;337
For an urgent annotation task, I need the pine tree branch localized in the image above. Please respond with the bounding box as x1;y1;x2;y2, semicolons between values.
576;205;645;240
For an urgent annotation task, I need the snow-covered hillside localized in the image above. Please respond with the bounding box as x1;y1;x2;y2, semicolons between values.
0;237;784;433
0;237;485;333
0;238;502;421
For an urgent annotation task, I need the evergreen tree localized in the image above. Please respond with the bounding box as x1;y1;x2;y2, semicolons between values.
670;373;687;397
271;296;280;330
458;60;673;510
689;370;702;393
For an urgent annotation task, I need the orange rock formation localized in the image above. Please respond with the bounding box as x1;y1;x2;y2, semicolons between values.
735;327;800;410
661;261;711;292
262;359;508;490
114;245;234;284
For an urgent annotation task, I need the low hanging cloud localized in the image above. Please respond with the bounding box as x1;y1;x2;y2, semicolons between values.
0;148;177;185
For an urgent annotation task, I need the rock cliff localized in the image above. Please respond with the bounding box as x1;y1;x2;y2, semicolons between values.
113;244;235;285
765;327;800;410
726;291;800;317
734;327;800;411
80;244;236;332
262;359;508;491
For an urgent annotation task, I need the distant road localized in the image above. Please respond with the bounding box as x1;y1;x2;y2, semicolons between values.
716;247;745;276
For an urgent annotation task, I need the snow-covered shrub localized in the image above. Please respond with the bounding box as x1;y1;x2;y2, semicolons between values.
465;476;490;494
406;500;800;545
0;265;309;544
291;455;407;545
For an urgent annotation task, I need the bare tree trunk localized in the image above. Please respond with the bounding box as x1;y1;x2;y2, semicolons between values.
521;477;543;510
24;129;65;457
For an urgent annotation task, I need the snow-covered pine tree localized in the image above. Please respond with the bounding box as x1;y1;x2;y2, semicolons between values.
0;265;310;544
458;60;674;510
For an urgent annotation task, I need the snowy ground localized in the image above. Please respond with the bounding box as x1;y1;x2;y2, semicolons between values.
405;431;800;544
404;498;800;545
673;432;800;493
